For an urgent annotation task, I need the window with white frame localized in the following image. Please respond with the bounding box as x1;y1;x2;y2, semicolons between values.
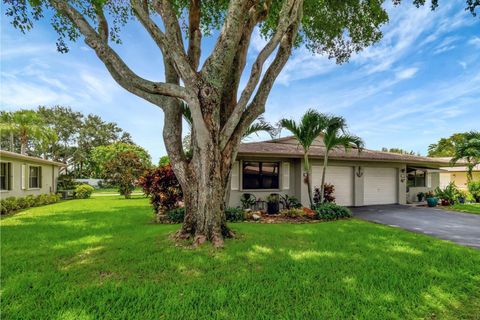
29;166;41;189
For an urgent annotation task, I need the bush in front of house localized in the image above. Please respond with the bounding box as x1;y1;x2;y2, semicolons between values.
225;207;245;222
74;184;95;199
468;181;480;203
313;203;352;220
313;183;336;204
0;193;61;215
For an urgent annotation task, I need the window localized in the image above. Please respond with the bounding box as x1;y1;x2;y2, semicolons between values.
407;169;425;187
0;162;11;191
29;166;41;189
242;162;279;189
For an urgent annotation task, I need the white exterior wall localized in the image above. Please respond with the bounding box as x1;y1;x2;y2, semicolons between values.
0;155;61;198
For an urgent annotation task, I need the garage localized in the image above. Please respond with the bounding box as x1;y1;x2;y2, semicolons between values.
364;167;397;205
312;166;354;206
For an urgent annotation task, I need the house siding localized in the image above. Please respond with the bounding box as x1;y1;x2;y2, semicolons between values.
0;155;60;198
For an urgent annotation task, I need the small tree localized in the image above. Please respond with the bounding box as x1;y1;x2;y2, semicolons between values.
280;109;326;207
103;151;147;199
318;115;364;203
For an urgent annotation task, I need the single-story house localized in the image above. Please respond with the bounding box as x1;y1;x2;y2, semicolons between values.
0;150;65;198
439;163;480;189
228;136;454;207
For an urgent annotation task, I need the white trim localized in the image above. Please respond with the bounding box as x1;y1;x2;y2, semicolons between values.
231;161;239;190
21;164;26;190
282;162;290;190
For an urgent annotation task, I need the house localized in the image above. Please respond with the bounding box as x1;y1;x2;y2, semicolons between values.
0;150;65;198
228;136;454;207
439;163;480;190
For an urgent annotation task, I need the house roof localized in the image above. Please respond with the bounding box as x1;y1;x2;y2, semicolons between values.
237;137;457;167
440;164;480;172
0;150;66;167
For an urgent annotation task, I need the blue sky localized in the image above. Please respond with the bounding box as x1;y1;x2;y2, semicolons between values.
1;2;479;162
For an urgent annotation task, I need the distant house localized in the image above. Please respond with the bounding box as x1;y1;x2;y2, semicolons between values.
228;136;455;207
0;150;65;198
440;163;480;190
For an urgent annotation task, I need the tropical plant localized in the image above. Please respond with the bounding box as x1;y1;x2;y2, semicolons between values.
468;181;480;203
318;115;364;203
280;109;327;207
450;131;480;182
138;164;183;214
0;110;57;155
239;193;257;210
435;182;459;204
103;151;147;199
313;183;335;204
280;194;302;209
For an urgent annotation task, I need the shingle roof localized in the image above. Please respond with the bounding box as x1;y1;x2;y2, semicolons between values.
237;137;456;167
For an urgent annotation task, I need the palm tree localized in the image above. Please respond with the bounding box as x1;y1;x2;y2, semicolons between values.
0;110;47;155
450;131;480;182
280;109;326;207
319;115;364;203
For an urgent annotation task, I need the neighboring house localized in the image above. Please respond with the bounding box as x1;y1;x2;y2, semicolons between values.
0;150;65;198
228;136;454;207
439;163;480;190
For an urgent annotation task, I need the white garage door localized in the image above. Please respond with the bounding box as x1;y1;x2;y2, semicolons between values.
312;166;354;206
364;167;397;205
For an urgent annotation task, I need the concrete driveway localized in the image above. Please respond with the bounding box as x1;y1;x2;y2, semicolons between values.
352;205;480;249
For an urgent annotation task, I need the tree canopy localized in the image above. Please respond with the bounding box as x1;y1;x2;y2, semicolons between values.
428;133;467;157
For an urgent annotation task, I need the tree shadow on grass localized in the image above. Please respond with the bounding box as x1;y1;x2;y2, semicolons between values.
1;203;480;320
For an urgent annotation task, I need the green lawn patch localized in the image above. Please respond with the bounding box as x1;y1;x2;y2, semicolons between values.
1;197;479;319
92;187;142;194
446;203;480;215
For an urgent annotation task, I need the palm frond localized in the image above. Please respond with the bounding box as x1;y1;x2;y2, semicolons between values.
243;118;276;139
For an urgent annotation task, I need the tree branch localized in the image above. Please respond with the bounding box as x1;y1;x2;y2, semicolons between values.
200;0;258;88
187;0;202;70
220;0;302;149
49;0;190;102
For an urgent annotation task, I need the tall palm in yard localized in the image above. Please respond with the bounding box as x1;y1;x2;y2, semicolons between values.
319;115;364;203
450;131;480;182
280;110;326;207
0;110;49;155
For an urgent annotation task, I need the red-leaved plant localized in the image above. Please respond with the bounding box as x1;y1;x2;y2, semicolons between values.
138;164;183;214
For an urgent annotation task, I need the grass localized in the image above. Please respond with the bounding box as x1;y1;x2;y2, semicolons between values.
1;197;480;320
445;203;480;215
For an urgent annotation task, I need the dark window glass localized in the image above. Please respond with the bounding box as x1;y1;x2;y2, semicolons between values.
29;166;40;189
242;162;279;189
0;162;8;190
407;169;425;187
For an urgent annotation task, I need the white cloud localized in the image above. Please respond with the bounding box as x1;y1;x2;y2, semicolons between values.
468;36;480;47
395;67;418;80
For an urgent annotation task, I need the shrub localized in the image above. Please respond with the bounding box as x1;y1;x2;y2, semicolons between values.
468;181;480;203
313;203;352;220
0;193;60;215
280;208;304;218
225;207;245;222
280;194;302;209
313;183;335;204
57;173;77;190
240;193;256;210
138;164;183;214
435;182;459;204
74;184;95;199
166;207;185;223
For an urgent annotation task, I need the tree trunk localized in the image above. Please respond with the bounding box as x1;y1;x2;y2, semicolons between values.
319;153;329;203
174;131;235;248
304;153;314;208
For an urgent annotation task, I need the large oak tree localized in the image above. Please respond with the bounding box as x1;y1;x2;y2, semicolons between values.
5;0;478;246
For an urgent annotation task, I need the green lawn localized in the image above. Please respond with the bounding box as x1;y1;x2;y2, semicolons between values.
447;203;480;215
1;197;479;319
92;187;142;194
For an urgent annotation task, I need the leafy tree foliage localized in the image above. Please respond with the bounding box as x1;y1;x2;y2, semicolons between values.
103;150;148;198
450;131;480;181
90;142;152;178
428;133;467;157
